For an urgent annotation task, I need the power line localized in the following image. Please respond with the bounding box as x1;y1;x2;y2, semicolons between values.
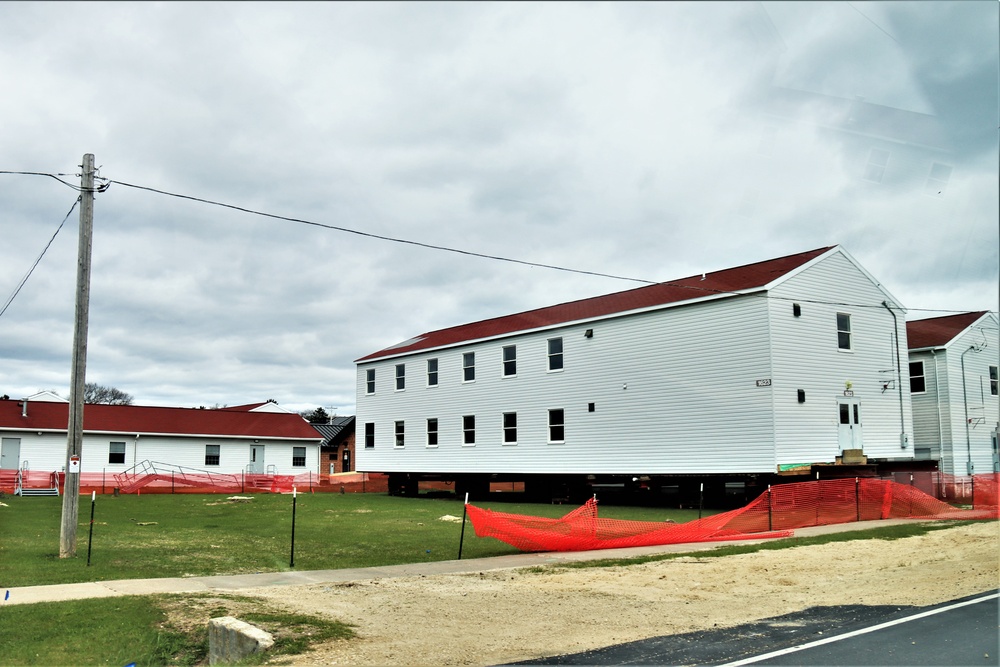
0;196;80;320
0;169;993;317
0;169;110;194
108;179;658;286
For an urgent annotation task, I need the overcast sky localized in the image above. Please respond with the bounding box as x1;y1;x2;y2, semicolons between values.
1;1;996;415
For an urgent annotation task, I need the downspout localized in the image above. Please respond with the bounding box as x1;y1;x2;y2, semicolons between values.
931;350;943;459
881;301;907;449
960;344;978;475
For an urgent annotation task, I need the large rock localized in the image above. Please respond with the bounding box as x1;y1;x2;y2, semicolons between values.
208;616;274;665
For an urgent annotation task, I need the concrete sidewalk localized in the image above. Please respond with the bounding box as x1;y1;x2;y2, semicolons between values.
0;519;925;607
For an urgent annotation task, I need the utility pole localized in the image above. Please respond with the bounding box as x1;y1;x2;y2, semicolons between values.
60;154;95;558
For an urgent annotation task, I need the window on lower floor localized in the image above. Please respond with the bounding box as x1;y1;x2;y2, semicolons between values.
463;415;476;445
503;412;517;444
292;446;306;467
394;420;405;447
991;366;998;396
909;361;926;394
427;418;438;447
205;444;220;466
548;409;565;443
364;422;375;448
109;441;126;464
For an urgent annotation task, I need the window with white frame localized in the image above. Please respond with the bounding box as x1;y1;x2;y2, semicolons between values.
862;148;890;183
463;352;476;382
548;409;565;443
924;162;952;197
427;358;438;386
205;444;220;466
109;441;126;465
991;366;998;396
366;368;375;394
394;420;405;447
836;313;852;351
427;418;438;447
292;446;306;467
909;361;926;394
503;412;517;444
502;345;517;377
395;364;405;391
463;415;476;445
548;337;563;371
364;422;375;448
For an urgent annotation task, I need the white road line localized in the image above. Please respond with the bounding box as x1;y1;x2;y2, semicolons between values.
720;591;1000;666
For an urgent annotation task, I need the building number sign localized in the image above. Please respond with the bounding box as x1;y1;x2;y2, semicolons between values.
755;379;772;387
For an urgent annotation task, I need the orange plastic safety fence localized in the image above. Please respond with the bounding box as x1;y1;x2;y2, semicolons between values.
466;476;998;553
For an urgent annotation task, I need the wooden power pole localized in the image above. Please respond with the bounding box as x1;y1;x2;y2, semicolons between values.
60;154;95;558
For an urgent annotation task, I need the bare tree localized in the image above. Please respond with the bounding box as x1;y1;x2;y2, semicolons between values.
84;383;134;405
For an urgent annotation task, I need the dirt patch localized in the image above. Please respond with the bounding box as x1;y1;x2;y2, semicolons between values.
244;521;998;666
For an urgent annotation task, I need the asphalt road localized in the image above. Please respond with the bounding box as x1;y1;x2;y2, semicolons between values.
509;591;999;667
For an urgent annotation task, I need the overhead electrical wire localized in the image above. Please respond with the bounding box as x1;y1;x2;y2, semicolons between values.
0;169;993;317
0;196;80;320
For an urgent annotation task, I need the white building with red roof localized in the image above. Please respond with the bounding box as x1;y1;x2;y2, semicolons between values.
0;393;323;489
355;245;915;499
907;311;999;475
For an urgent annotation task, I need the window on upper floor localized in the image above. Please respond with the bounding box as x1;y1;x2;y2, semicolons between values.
463;415;476;445
502;345;517;377
991;366;998;396
836;313;852;351
364;422;375;448
109;441;126;465
909;361;926;394
394;420;405;447
548;337;563;371
463;352;476;382
548;408;565;443
395;364;405;391
503;412;517;444
924;162;952;197
205;444;220;466
427;418;438;447
427;358;438;386
366;368;375;394
862;148;890;183
292;446;306;467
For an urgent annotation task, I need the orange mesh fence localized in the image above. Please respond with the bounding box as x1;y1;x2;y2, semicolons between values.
1;469;389;495
466;476;998;553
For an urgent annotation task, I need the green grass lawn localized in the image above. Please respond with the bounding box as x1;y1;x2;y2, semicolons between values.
0;492;711;587
0;492;986;666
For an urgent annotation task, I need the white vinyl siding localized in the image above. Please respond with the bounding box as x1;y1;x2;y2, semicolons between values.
768;251;913;465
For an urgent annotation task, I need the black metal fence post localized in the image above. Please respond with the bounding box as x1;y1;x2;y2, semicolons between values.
457;492;470;560
290;487;297;567
86;491;96;566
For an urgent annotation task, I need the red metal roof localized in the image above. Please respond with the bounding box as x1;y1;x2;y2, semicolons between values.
0;400;322;440
357;246;836;361
906;311;990;350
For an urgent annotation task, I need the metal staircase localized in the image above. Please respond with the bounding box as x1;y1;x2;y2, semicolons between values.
114;460;242;494
14;466;60;496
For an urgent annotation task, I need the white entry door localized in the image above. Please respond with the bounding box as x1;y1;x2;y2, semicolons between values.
0;437;20;469
249;444;265;473
837;398;863;451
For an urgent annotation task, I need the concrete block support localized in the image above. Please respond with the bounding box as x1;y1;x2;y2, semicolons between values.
208;616;274;665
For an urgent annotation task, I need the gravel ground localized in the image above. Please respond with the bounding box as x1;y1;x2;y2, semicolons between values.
244;520;999;666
